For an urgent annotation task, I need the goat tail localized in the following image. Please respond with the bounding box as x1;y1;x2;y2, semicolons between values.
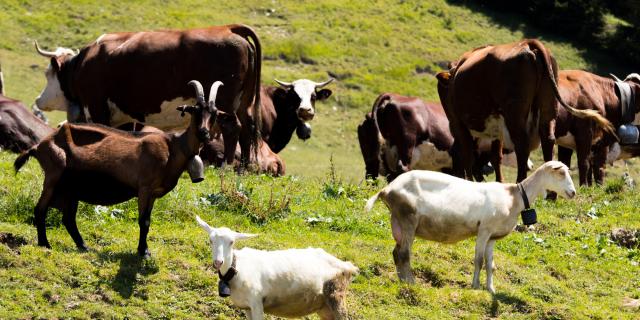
365;191;381;212
14;148;34;173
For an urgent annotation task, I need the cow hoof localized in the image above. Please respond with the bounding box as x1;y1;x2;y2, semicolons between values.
77;244;89;252
138;248;151;259
38;241;52;249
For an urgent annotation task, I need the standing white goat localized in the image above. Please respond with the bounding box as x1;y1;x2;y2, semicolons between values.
196;216;358;319
365;161;576;293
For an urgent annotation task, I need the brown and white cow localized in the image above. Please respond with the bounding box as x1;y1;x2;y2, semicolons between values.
555;71;640;185
437;39;614;182
33;24;262;168
259;79;333;153
357;93;527;182
200;134;285;176
0;67;54;153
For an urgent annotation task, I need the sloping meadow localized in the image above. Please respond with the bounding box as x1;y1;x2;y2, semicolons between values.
0;152;639;318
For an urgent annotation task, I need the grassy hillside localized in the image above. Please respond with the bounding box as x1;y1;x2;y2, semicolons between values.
0;0;629;181
1;1;640;319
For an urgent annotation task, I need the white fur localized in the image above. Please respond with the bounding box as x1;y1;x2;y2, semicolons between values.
35;64;70;112
196;216;358;319
410;141;452;171
365;161;576;293
108;97;194;130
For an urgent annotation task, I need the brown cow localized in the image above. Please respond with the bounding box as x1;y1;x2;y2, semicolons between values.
0;67;54;153
357;93;527;182
437;39;613;182
33;24;261;168
555;71;640;185
200;135;285;176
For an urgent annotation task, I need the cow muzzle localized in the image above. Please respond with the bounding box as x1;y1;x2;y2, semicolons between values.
297;108;315;121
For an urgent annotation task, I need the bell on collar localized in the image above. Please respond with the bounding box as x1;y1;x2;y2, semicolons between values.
219;280;232;297
187;155;205;183
521;208;537;225
618;125;639;145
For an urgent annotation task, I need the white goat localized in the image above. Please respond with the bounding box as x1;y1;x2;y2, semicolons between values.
196;216;358;319
365;161;576;293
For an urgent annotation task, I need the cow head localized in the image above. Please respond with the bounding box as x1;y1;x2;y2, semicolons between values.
34;41;77;112
178;80;223;142
273;78;334;122
611;73;640;117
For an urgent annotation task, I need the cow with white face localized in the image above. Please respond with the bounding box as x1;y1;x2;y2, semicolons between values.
33;24;263;170
258;78;334;153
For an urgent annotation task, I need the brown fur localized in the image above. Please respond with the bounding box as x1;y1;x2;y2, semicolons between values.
14;83;218;256
319;272;355;320
200;134;285;176
0;95;53;153
438;39;613;182
555;70;640;185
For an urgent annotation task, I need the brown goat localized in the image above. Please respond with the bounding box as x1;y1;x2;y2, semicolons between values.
14;80;222;257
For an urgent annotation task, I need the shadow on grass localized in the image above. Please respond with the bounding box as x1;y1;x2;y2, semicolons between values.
490;292;532;316
444;0;631;75
96;250;159;298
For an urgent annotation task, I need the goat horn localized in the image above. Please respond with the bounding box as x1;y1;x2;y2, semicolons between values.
314;78;335;88
610;73;623;82
34;41;58;58
274;79;293;88
188;80;205;105
208;81;224;107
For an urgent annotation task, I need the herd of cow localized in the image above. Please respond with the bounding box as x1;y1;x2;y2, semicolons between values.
0;23;639;317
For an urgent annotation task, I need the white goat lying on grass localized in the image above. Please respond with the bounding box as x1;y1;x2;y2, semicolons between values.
196;216;358;319
365;161;576;293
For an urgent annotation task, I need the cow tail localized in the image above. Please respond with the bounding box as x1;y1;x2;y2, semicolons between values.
371;93;392;137
14;148;35;173
528;39;616;137
231;24;262;159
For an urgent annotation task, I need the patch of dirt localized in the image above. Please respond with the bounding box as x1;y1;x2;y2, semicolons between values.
414;266;444;288
0;232;27;250
610;228;640;248
397;286;420;306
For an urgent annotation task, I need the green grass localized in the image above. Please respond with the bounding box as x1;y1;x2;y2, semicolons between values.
1;1;640;318
1;152;640;319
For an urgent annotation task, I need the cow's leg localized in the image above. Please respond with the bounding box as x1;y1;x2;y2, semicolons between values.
539;119;556;164
574;127;593;186
450;122;475;180
505;121;531;183
391;211;416;283
557;145;573;169
218;113;241;166
238;123;253;171
591;143;608;185
472;231;491;290
61;198;87;251
137;190;155;258
490;140;504;182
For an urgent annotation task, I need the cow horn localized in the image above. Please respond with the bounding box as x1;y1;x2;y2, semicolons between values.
208;81;224;107
624;73;640;83
274;79;293;88
610;73;623;82
188;80;205;106
34;41;58;58
314;78;335;89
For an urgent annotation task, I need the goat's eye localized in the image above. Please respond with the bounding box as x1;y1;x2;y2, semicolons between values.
229;241;234;246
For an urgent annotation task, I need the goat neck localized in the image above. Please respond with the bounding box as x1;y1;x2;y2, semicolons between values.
510;170;546;214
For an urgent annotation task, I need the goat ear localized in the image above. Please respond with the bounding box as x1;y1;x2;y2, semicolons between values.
551;164;564;171
195;215;213;234
234;232;257;240
177;105;195;117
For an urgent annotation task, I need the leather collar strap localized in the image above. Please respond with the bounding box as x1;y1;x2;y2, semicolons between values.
614;80;636;124
218;254;237;283
517;183;530;209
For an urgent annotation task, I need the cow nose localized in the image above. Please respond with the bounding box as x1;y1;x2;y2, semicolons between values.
214;260;223;270
297;108;314;121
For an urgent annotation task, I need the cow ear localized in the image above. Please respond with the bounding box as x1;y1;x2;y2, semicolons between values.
273;87;287;100
436;71;450;82
316;89;332;101
176;105;195;117
50;57;61;72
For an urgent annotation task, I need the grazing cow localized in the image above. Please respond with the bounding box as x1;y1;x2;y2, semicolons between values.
357;93;529;182
200;135;285;176
437;40;614;182
555;71;640;185
33;24;261;168
259;79;333;153
0;67;53;153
